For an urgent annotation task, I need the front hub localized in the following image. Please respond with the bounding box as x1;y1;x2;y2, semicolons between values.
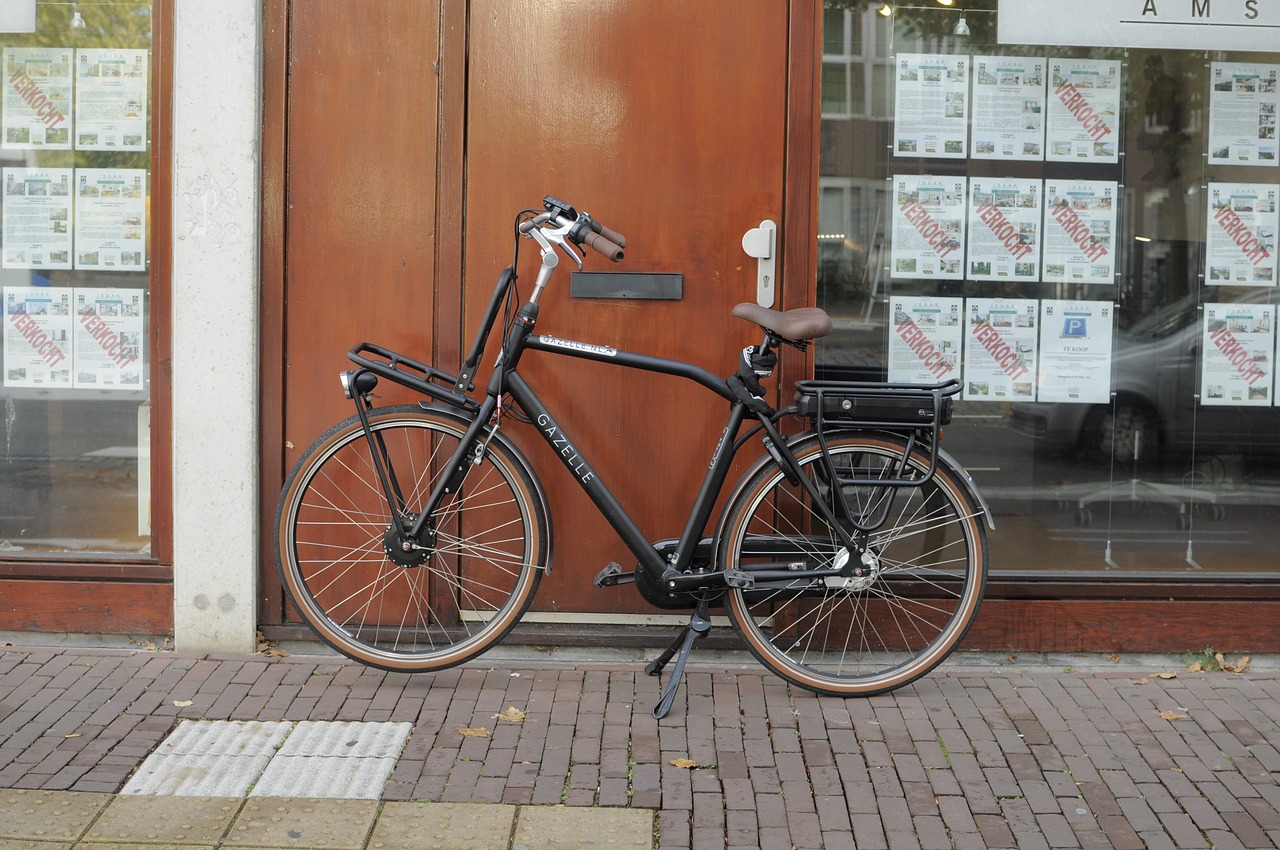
382;514;432;567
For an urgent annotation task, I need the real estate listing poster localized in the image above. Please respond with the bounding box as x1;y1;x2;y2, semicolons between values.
1205;182;1278;287
962;297;1038;401
1202;302;1275;405
1037;300;1114;404
1042;180;1117;284
887;296;963;384
75;48;148;152
2;167;72;270
2;47;72;150
967;177;1041;282
3;285;72;388
891;174;966;280
1208;62;1280;166
972;55;1046;161
72;287;144;390
893;53;970;159
1046;58;1120;163
73;168;146;271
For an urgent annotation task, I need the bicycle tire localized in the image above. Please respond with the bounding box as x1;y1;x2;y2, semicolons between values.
275;404;547;672
719;430;987;696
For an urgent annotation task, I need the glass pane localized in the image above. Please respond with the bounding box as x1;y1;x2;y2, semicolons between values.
822;8;846;55
822;61;849;116
815;0;1280;581
0;3;154;557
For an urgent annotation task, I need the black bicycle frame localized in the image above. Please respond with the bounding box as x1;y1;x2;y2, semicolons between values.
417;307;853;590
349;266;870;592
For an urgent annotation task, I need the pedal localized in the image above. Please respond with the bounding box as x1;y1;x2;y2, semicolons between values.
723;569;755;589
594;561;635;588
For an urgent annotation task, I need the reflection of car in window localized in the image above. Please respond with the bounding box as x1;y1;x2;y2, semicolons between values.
1011;290;1280;463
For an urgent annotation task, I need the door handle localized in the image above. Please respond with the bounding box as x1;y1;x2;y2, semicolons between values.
741;220;777;308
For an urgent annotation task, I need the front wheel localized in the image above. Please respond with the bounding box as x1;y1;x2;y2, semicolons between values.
719;431;987;696
275;404;547;672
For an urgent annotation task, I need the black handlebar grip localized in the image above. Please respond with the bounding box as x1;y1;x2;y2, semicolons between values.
582;229;625;262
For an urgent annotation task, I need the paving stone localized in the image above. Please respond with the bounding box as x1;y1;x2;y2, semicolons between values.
85;795;242;844
367;801;516;850
511;805;654;850
0;789;111;841
223;798;378;849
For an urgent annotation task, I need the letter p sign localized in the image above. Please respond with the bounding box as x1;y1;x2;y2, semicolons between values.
1061;317;1088;338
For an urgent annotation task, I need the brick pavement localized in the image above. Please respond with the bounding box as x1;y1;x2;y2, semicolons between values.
4;645;1280;849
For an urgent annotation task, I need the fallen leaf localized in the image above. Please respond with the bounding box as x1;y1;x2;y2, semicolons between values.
1158;709;1187;721
1219;654;1251;674
669;758;698;769
494;706;526;723
1155;672;1178;679
1134;677;1150;685
256;630;289;658
1107;653;1121;663
458;726;491;738
1187;661;1203;673
173;699;193;707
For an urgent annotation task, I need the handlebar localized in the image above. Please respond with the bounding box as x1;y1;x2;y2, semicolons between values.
533;195;627;263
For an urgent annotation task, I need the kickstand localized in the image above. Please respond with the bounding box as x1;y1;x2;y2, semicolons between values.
647;599;712;719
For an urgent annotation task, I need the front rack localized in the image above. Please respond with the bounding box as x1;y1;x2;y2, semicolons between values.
347;342;480;413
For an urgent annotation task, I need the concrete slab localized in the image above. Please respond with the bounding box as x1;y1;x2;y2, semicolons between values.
222;798;378;849
120;753;271;797
367;801;517;850
0;790;111;842
154;721;293;757
276;722;412;759
0;841;73;850
124;720;413;800
511;806;654;850
250;755;398;799
86;795;242;844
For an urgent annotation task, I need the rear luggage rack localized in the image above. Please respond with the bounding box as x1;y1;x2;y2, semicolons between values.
793;378;958;428
793;378;962;497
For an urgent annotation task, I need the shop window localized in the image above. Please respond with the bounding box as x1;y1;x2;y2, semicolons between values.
817;1;1280;579
0;1;157;558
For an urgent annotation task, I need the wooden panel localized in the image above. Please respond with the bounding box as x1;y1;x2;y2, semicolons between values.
259;0;289;622
270;1;442;625
464;0;795;613
961;599;1280;653
0;580;172;634
281;0;441;461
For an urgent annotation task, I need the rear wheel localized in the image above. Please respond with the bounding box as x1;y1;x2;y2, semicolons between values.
275;405;546;671
720;431;987;696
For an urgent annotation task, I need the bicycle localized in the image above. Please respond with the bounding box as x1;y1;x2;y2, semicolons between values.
274;196;992;718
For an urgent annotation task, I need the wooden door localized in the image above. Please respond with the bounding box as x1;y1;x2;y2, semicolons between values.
267;0;442;624
464;1;799;613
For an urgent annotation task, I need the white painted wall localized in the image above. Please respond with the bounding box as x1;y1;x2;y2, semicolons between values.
170;1;262;652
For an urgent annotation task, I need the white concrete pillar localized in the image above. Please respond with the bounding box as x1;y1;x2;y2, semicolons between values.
170;1;262;652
